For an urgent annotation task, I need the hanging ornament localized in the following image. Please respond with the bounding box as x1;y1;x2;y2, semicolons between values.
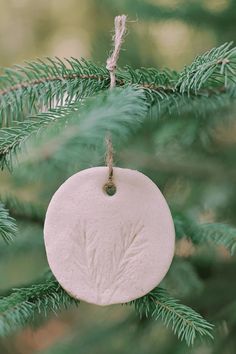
44;15;175;306
44;166;175;305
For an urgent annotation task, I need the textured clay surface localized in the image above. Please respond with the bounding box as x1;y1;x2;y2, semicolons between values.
44;167;175;306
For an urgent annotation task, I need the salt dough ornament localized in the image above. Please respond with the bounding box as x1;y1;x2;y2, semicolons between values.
44;167;175;306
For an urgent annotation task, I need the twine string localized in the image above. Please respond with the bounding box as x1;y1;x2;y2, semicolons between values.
105;136;114;185
103;136;116;195
104;15;127;195
106;15;127;88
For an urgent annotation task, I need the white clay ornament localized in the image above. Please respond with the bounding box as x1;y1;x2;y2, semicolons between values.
44;167;175;306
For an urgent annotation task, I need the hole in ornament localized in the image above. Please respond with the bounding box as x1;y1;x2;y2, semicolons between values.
103;182;117;196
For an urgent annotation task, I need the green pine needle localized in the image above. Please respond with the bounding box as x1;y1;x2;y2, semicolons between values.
0;58;109;125
0;87;148;170
1;42;236;127
0;194;45;225
0;104;79;170
0;202;17;243
191;223;236;256
132;287;214;346
0;275;78;337
176;42;236;94
0;274;213;345
174;214;236;255
0;40;236;346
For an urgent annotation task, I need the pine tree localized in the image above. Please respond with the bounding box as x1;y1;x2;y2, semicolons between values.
1;2;236;354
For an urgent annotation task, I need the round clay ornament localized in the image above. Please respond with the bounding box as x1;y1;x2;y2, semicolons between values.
44;167;175;306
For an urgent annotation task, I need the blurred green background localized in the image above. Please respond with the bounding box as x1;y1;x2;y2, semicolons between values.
1;0;236;353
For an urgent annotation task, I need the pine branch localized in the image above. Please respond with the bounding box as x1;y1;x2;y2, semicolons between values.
0;275;78;337
0;195;45;225
0;58;110;125
1;42;236;127
190;223;236;256
0;198;44;259
132;287;213;346
150;84;236;121
174;214;236;255
120;43;236;109
0;87;148;170
0;270;212;345
176;42;236;94
0;104;79;170
0;202;17;243
2;81;235;173
0;59;176;127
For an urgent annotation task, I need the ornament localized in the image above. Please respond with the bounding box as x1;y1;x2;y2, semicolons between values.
44;167;175;306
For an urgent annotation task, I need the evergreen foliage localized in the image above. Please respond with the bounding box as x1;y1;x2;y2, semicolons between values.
0;202;17;243
1;194;45;225
132;287;213;346
174;214;236;255
0;87;147;170
0;271;212;346
0;275;78;336
0;4;236;353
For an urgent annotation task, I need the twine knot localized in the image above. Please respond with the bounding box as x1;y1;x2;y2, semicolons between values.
106;58;117;72
106;15;127;88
